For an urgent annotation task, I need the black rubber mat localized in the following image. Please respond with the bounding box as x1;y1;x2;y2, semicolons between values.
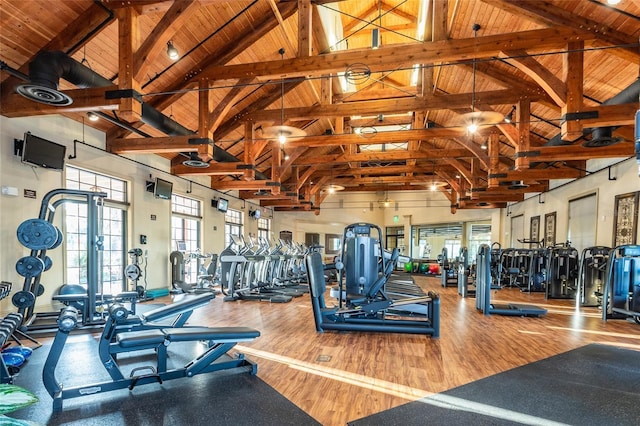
348;344;640;425
10;337;320;426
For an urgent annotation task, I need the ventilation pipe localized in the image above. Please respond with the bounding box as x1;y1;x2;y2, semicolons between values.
16;51;267;176
545;78;640;147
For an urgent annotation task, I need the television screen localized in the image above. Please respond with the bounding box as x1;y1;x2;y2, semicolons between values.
250;209;261;219
154;177;173;200
217;198;228;213
21;132;66;170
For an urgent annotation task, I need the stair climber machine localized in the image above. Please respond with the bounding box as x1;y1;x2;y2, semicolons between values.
219;235;291;303
545;242;579;300
125;248;153;302
309;223;439;336
576;246;611;307
475;244;547;317
601;245;640;324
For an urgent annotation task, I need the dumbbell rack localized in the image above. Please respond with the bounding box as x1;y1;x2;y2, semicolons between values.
2;281;40;384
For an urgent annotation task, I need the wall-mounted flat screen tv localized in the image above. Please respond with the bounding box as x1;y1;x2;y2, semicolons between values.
21;132;66;170
154;177;173;200
216;198;229;213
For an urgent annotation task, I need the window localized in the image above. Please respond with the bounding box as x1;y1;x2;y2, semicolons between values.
258;217;270;242
411;222;462;259
444;239;462;258
225;208;243;248
468;223;492;260
65;166;127;295
171;194;201;283
385;226;405;254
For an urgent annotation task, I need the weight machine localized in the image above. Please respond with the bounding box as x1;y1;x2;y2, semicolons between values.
476;244;547;317
170;248;218;294
125;248;153;302
576;246;610;307
545;243;579;300
457;247;474;298
601;245;640;324
308;223;440;336
12;189;136;332
439;247;458;287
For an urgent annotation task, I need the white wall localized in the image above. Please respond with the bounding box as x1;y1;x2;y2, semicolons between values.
0;115;246;313
2;113;639;314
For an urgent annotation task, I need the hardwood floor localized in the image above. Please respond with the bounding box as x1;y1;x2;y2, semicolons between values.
178;275;640;426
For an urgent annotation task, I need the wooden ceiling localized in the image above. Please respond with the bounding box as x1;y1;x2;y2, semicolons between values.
1;0;639;213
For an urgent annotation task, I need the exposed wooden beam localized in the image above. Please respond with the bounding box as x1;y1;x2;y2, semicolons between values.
244;89;549;122
482;0;640;63
518;142;634;162
195;27;591;82
134;0;199;80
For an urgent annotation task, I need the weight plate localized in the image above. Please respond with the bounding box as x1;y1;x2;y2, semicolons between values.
49;227;64;250
16;219;58;250
36;283;45;297
12;291;36;309
43;256;53;271
125;264;141;281
15;256;45;278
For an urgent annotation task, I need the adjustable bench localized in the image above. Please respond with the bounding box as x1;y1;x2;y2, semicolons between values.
44;297;260;411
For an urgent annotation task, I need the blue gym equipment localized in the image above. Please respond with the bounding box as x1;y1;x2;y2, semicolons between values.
306;223;440;336
476;244;547;317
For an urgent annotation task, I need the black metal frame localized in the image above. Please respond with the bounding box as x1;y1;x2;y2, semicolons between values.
43;295;259;411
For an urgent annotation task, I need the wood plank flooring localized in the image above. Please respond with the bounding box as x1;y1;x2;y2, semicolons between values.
178;275;640;426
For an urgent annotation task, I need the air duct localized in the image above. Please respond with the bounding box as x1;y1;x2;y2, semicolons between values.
546;78;640;147
16;51;266;176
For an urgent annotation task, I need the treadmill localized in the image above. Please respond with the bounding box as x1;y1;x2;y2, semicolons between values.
475;244;547;317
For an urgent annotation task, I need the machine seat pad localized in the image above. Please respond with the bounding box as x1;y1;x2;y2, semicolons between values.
141;293;215;323
162;327;260;342
117;329;166;348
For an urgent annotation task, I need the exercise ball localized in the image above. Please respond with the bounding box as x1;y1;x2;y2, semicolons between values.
404;262;413;273
419;263;428;273
57;284;87;309
429;264;440;275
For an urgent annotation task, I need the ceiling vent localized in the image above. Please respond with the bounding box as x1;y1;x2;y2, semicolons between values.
508;180;529;190
582;127;622;148
182;153;209;168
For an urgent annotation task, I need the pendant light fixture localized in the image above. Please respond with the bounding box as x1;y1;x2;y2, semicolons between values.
262;48;306;143
453;24;502;134
167;41;179;60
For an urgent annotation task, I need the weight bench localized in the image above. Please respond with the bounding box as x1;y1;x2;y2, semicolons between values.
44;304;260;411
113;326;259;377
